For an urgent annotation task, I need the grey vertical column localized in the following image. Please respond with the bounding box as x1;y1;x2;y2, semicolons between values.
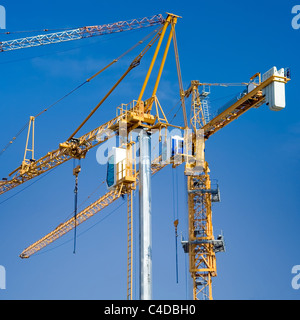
139;128;152;300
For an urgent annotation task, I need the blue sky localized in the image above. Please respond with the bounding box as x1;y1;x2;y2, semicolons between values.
0;0;300;300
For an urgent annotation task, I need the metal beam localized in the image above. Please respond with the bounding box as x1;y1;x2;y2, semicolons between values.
0;14;164;52
138;129;152;300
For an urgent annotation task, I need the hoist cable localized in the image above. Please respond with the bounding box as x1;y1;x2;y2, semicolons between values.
72;160;81;254
172;167;179;283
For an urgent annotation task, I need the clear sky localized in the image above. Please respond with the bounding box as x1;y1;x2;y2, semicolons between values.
0;0;299;300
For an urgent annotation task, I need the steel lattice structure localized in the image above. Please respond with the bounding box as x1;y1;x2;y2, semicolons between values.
0;14;164;52
187;164;217;300
19;156;167;259
0;12;291;300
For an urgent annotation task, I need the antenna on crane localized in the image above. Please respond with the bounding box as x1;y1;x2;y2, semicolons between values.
21;116;36;175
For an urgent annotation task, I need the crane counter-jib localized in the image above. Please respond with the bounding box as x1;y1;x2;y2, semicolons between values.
202;67;290;139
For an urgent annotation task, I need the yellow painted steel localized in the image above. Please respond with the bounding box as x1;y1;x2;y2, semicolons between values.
150;25;174;101
19;155;167;259
184;71;290;299
187;162;216;300
137;16;171;102
68;28;162;141
21;116;35;175
171;22;188;128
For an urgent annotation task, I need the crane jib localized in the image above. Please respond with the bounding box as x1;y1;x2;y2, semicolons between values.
0;14;164;52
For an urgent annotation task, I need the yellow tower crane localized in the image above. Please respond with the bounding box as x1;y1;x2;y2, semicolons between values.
0;13;290;300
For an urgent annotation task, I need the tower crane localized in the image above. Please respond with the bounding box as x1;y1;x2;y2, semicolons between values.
0;13;290;300
0;13;165;194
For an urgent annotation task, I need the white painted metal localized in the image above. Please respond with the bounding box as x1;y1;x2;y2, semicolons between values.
138;129;152;300
262;67;286;111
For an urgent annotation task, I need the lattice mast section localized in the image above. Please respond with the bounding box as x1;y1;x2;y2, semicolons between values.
187;163;216;300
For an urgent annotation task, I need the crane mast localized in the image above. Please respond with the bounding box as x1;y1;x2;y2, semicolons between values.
186;164;218;300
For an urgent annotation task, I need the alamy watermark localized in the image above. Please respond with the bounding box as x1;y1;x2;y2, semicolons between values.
292;5;300;29
0;265;6;289
95;126;204;168
0;5;6;29
292;265;300;290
